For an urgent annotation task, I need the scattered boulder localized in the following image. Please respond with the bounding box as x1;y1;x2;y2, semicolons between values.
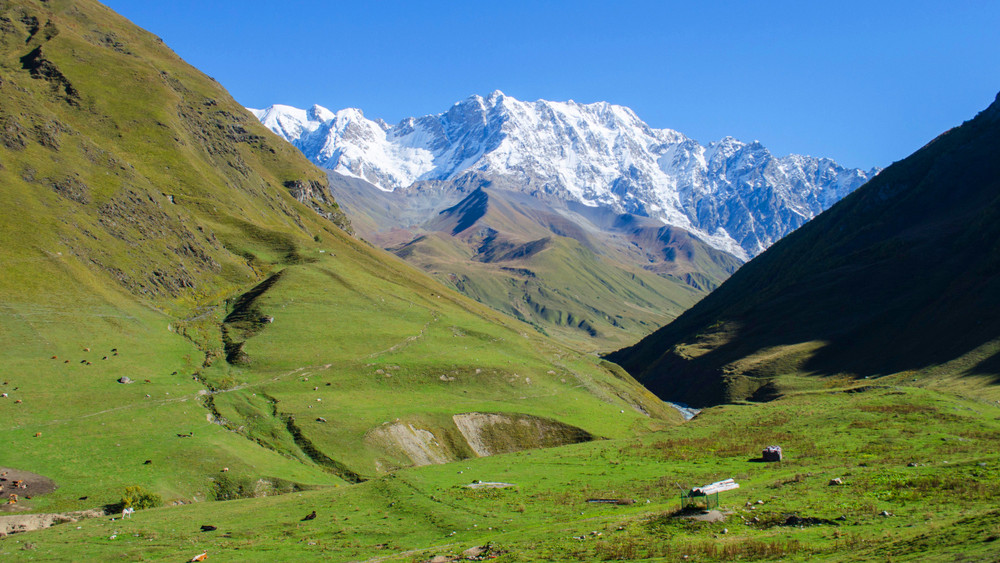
462;545;486;558
117;376;133;384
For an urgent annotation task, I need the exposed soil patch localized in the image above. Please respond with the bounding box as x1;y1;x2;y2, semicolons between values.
0;508;104;537
368;422;452;466
452;412;595;456
687;509;727;523
0;467;56;511
368;413;596;469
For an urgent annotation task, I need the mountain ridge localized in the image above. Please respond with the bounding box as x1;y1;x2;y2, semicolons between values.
252;91;878;260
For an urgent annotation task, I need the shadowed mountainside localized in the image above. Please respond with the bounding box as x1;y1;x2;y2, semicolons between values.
608;92;1000;406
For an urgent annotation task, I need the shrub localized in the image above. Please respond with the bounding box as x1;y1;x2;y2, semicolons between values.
120;485;163;510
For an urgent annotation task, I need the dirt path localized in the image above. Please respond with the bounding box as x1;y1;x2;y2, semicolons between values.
364;313;439;359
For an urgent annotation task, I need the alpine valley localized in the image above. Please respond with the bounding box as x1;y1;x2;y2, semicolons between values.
2;1;1000;562
251;95;877;350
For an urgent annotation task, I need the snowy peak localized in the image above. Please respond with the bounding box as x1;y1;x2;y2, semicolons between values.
250;93;877;259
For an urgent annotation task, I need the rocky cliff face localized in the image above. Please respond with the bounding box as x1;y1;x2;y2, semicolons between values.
252;92;877;259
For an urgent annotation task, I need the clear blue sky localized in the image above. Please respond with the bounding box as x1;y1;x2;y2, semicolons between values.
102;0;999;170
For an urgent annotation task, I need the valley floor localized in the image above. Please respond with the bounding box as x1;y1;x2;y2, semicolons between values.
3;375;999;562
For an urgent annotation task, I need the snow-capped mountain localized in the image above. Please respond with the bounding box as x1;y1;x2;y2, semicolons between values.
250;91;877;260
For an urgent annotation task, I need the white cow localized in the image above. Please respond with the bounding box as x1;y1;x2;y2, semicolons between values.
122;507;135;518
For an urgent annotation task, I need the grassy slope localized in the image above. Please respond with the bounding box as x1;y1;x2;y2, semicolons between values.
6;377;1000;561
0;0;676;515
608;93;1000;407
387;187;738;353
396;232;704;353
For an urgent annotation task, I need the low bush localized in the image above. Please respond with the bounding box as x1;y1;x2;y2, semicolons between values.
116;485;163;511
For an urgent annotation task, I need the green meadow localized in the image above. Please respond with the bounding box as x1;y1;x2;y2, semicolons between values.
4;374;999;561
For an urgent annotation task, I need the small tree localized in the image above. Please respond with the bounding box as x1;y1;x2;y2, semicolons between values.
120;485;162;510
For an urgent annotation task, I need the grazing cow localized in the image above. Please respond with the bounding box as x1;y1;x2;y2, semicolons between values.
122;507;135;518
302;510;316;521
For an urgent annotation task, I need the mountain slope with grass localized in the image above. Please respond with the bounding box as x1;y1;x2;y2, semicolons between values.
377;180;740;351
0;0;676;517
608;92;1000;407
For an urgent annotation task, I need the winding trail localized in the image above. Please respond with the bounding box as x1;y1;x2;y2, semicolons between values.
3;312;441;434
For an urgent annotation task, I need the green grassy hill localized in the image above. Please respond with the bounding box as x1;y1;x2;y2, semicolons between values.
382;185;740;352
608;92;1000;407
0;0;675;515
